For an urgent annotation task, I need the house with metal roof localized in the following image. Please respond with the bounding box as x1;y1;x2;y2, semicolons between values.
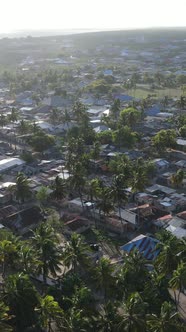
0;158;25;173
120;234;160;261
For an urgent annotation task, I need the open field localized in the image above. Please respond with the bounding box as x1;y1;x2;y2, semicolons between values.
129;87;183;99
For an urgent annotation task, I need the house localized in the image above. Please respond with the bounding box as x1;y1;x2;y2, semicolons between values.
115;208;138;229
152;214;173;230
175;160;186;170
152;158;169;172
113;94;133;102
176;138;186;152
165;216;186;239
146;184;176;196
65;216;90;234
120;234;160;261
0;158;25;174
4;206;43;235
68;198;84;212
43;96;70;108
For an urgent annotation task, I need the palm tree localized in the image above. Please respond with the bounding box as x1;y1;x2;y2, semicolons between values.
36;185;49;209
93;257;114;301
4;273;39;331
72;101;87;124
9;172;32;203
117;292;147;332
36;295;64;332
8;108;19;124
147;301;182;332
96;301;120;332
171;169;184;188
116;250;149;299
169;262;186;306
0;114;8;128
131;166;149;193
0;240;18;279
62;233;90;273
17;119;30;135
110;174;127;220
52;176;66;200
0;301;12;331
17;243;40;275
97;186;114;219
68;162;86;209
155;233;180;275
31;223;62;286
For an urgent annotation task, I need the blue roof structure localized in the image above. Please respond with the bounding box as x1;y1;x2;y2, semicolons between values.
145;104;161;116
120;234;160;260
113;94;133;102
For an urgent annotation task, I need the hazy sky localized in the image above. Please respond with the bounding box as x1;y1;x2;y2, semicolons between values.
1;0;186;32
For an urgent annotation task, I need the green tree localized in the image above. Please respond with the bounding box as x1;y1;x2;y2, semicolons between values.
152;129;176;152
117;292;147;332
0;240;18;278
32;223;61;286
147;301;181;332
0;301;12;331
169;262;186;306
120;107;141;128
5;273;39;331
36;295;64;332
112;126;138;148
170;169;184;188
36;186;49;208
93;257;114;301
52;176;66;200
0;114;8;128
62;233;90;273
9;172;31;203
29;132;55;153
110;174;127;220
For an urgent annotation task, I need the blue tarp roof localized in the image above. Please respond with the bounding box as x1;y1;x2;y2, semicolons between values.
146;105;161;116
120;234;160;260
113;94;133;102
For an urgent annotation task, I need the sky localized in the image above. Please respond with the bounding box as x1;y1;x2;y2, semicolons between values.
0;0;186;33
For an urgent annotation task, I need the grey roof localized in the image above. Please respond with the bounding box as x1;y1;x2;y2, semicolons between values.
168;216;186;228
166;225;186;238
0;158;25;172
116;209;137;225
146;184;176;195
177;138;186;146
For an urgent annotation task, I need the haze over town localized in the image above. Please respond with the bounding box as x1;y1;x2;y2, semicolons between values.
0;0;186;36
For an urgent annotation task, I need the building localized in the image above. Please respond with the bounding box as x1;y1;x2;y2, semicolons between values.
120;234;160;261
0;158;25;173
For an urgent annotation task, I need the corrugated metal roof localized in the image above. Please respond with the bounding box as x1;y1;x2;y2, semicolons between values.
120;234;160;260
0;158;25;172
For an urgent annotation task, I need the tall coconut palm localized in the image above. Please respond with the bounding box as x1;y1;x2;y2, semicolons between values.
0;240;18;279
31;223;62;286
17;243;41;275
9;172;32;203
170;169;184;188
4;273;39;331
155;234;180;275
36;295;64;332
93;257;114;301
169;262;186;306
97;186;114;219
0;301;12;331
52;176;66;200
147;301;182;332
0;114;8;128
110;174;127;220
62;233;90;273
117;292;147;332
